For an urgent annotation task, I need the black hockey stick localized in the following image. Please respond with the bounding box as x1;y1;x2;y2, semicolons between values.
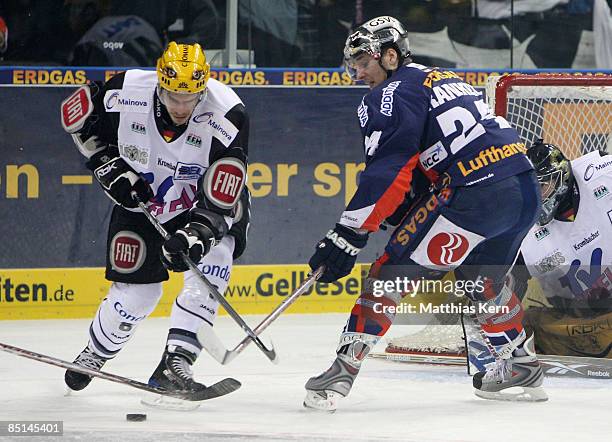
197;266;324;365
132;193;277;363
0;342;241;401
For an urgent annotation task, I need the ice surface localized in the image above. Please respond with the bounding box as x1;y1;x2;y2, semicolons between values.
0;314;610;441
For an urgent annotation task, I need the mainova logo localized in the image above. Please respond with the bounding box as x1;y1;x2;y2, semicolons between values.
193;112;213;123
105;91;120;109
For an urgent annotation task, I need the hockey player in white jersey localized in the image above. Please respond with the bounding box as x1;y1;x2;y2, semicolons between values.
508;141;612;361
59;42;250;397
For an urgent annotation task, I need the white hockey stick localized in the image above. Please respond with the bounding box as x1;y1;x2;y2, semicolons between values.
198;266;324;365
132;194;277;362
368;351;612;379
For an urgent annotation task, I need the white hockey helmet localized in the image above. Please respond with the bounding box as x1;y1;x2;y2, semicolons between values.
343;16;410;79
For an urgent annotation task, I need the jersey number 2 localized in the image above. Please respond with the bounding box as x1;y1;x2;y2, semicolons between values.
436;99;510;154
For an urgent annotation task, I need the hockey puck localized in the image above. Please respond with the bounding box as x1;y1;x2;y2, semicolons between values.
126;413;147;422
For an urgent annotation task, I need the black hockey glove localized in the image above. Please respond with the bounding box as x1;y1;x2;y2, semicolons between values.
92;156;153;209
161;208;228;272
309;224;368;283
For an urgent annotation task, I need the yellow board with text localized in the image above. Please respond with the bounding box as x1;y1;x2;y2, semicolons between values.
0;265;366;320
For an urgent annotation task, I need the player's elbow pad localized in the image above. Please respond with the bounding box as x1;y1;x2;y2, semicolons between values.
196;151;247;216
60;84;107;160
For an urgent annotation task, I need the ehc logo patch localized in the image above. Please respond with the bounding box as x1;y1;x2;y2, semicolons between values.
110;231;146;274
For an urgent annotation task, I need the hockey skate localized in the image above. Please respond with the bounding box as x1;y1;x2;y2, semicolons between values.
304;335;376;412
473;334;548;402
148;346;209;394
144;346;241;409
143;346;211;410
304;357;359;412
65;345;108;391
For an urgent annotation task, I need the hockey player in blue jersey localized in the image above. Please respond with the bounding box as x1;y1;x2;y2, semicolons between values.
304;16;547;411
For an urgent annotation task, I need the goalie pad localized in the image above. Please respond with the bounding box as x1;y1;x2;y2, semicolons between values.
523;307;612;358
198;155;246;216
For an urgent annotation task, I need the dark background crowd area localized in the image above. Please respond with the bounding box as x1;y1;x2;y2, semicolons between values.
0;1;608;68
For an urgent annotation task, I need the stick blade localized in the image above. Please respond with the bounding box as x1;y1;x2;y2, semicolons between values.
260;337;279;364
197;325;229;364
197;325;278;365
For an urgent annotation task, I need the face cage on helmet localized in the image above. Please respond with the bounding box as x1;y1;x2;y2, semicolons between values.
344;28;408;81
537;168;568;225
344;33;382;80
157;86;205;115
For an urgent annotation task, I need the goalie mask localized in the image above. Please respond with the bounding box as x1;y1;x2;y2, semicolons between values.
527;141;573;225
343;16;410;80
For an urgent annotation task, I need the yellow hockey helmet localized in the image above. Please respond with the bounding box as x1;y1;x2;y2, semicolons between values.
156;42;210;94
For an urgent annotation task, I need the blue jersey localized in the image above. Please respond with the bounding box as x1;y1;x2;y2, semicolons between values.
341;63;533;232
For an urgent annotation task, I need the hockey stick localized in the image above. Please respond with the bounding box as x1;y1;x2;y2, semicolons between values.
197;266;324;365
0;341;241;401
132;193;277;362
368;351;612;379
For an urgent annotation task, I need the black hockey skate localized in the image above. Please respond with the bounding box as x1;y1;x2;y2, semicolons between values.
148;346;235;401
65;345;108;391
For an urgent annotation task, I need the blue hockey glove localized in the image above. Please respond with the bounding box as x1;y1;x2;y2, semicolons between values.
308;224;368;283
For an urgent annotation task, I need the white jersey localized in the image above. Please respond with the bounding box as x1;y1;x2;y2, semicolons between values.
521;151;612;300
103;70;243;223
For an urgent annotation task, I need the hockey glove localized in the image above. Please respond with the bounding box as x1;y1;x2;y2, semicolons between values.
161;208;228;272
92;156;152;208
309;224;368;283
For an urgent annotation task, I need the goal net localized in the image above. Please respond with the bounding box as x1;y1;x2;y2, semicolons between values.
383;74;612;362
487;74;612;159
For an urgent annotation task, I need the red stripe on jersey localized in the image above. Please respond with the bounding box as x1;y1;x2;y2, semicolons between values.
368;253;390;279
362;153;420;231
